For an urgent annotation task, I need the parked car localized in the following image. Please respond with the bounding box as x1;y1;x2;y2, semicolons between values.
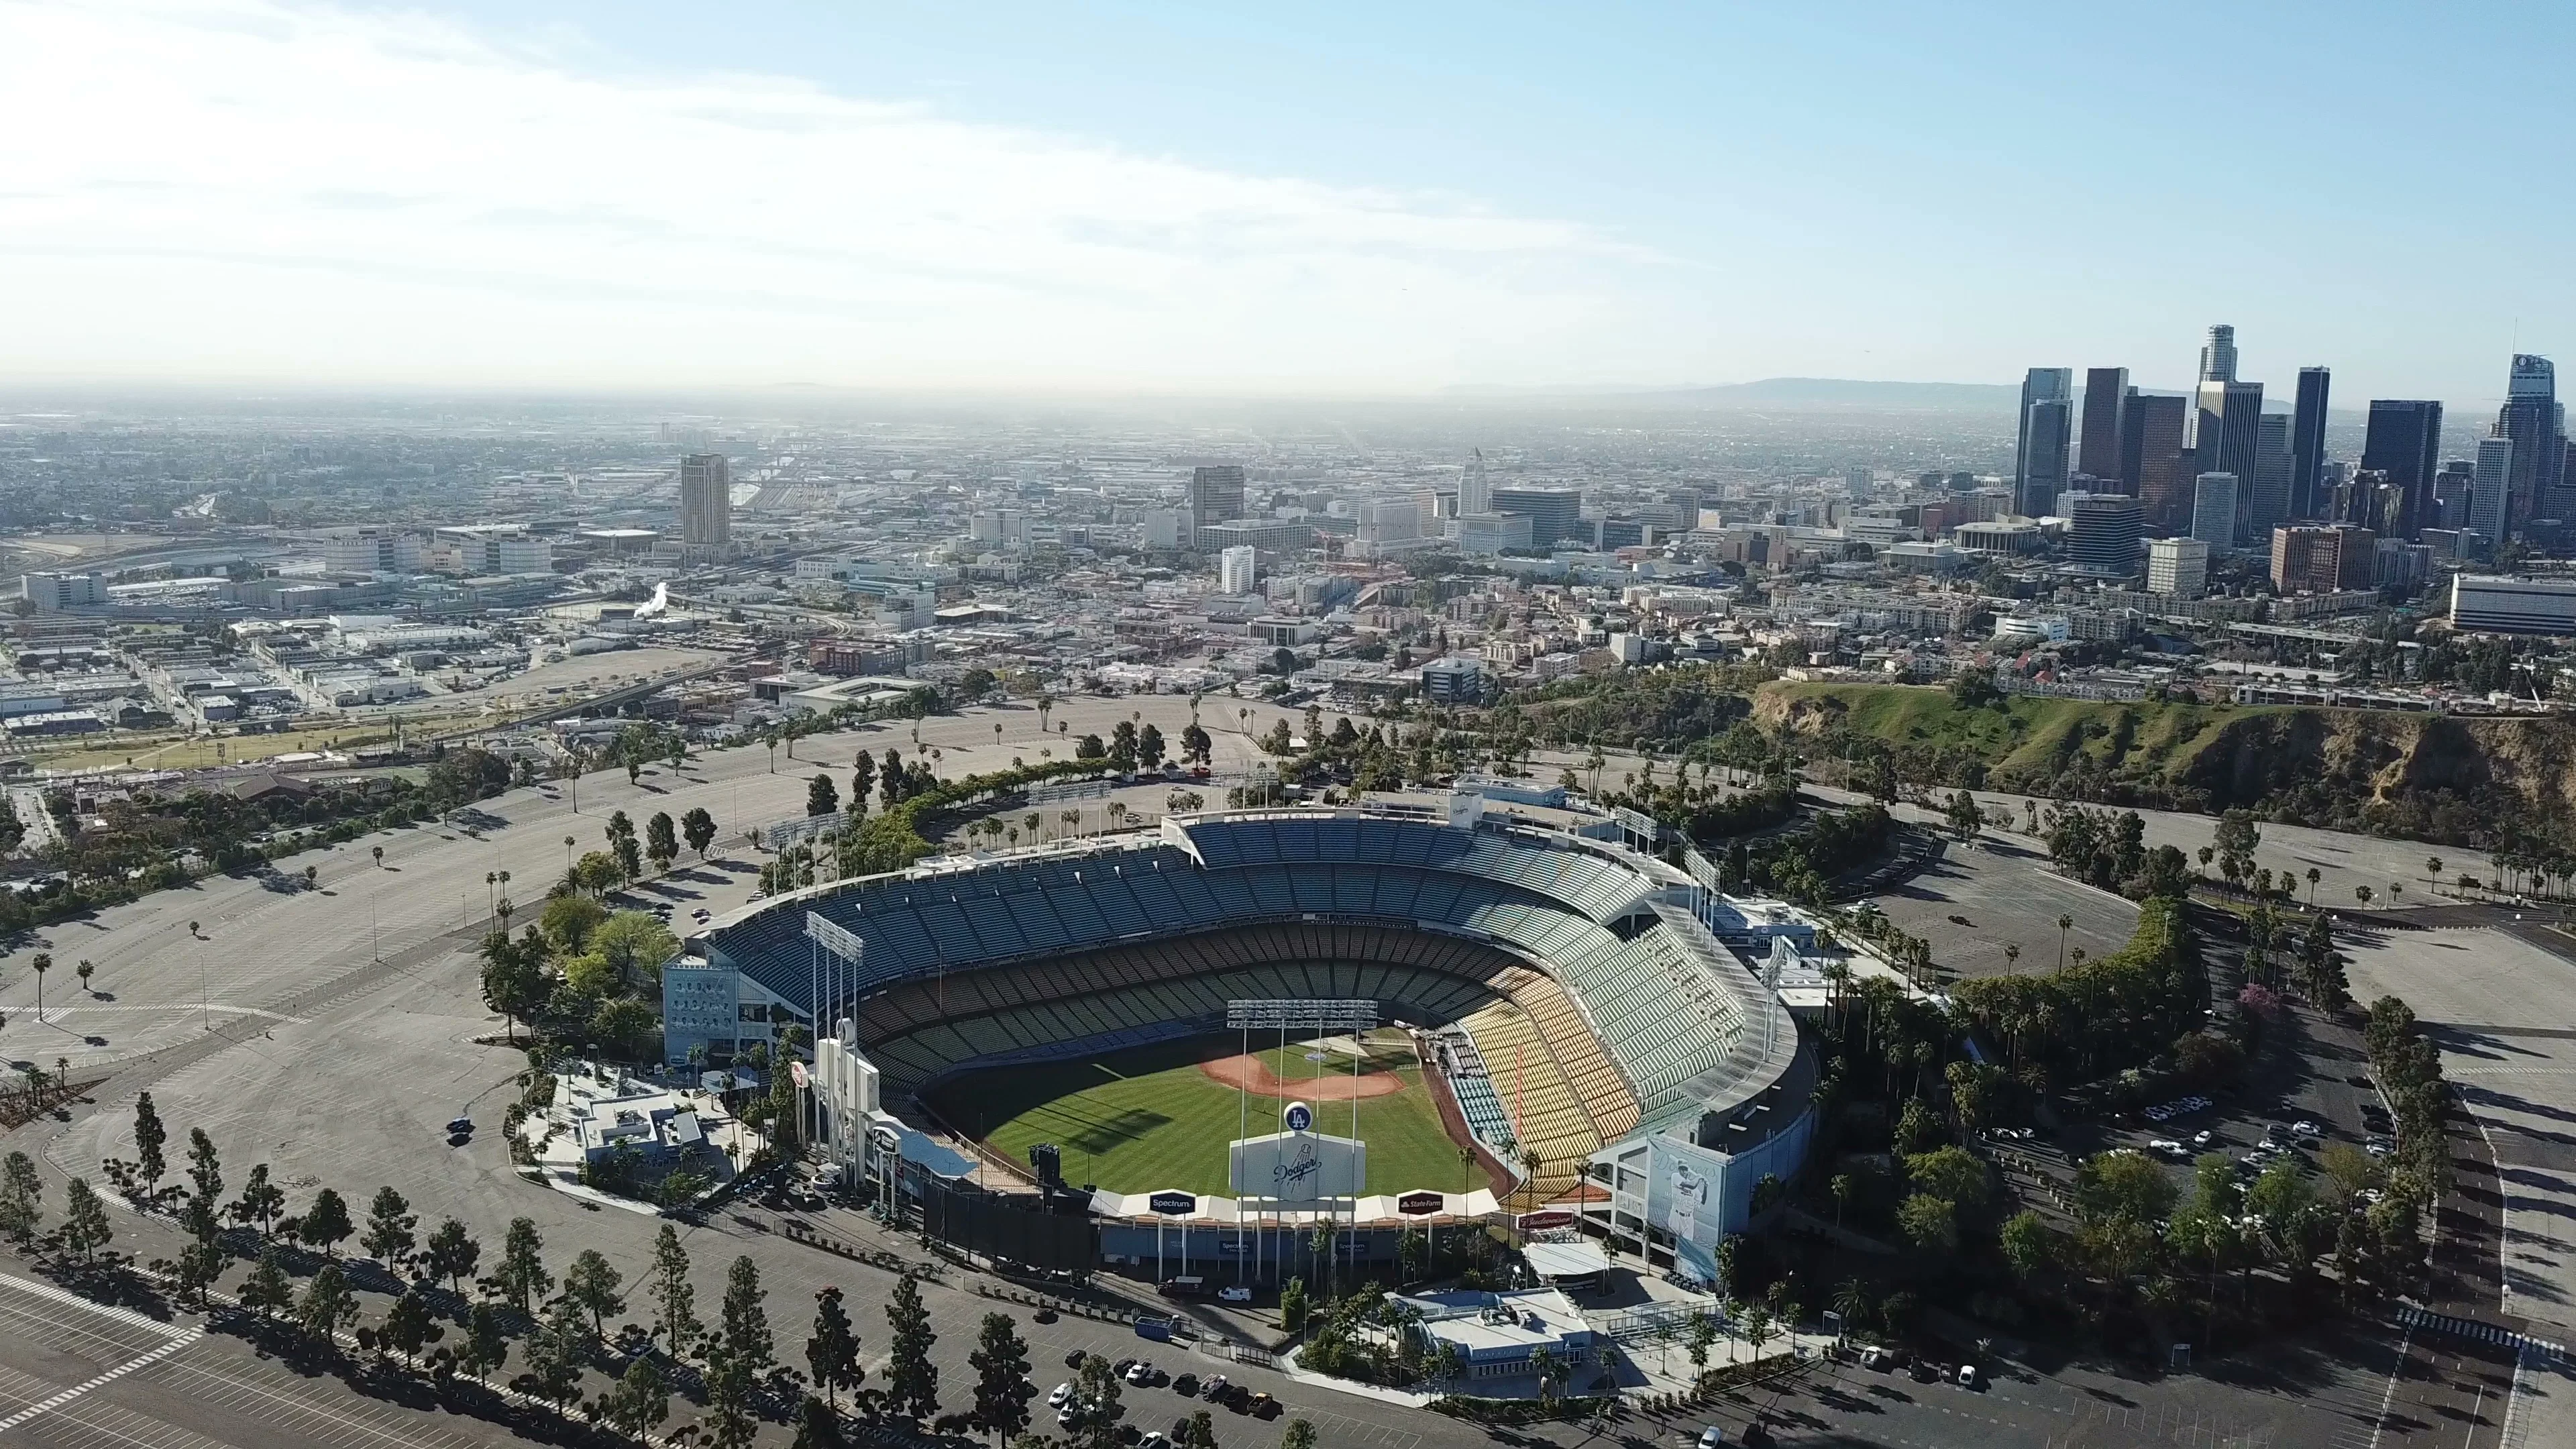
1065;1350;1088;1370
1218;1285;1253;1303
1956;1364;1980;1389
1699;1427;1729;1448
445;1116;474;1134
1201;1376;1228;1401
2294;1120;2323;1140
1172;1374;1198;1397
1049;1384;1075;1409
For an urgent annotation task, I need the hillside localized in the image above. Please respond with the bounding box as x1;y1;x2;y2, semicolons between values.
1750;682;2576;848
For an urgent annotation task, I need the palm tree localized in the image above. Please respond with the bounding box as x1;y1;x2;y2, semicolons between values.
2426;857;2445;894
30;953;50;1018
994;722;1004;748
76;960;93;995
2004;943;2021;975
2306;866;2321;907
2056;914;2072;969
1060;809;1081;839
371;845;384;869
563;835;576;873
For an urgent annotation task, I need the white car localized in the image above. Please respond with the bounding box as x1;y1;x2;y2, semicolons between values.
1956;1363;1979;1388
2294;1120;2322;1139
1048;1383;1073;1409
2192;1130;2213;1148
1698;1426;1729;1448
2149;1138;2185;1158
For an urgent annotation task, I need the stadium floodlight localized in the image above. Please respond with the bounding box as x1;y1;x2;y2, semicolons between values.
1225;999;1378;1032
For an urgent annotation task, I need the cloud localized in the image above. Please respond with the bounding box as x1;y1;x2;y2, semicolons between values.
0;0;1660;390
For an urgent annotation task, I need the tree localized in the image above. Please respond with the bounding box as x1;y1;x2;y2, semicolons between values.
683;806;718;860
791;1395;843;1449
362;1185;417;1263
1279;1276;1309;1334
1138;722;1166;769
1684;1309;1714;1381
1074;1355;1124;1449
590;912;681;991
525;1299;588;1413
480;928;547;1042
241;1248;294;1321
184;1129;222;1234
2426;856;2445;893
424;1218;480;1294
1944;790;1984;845
299;1187;354;1258
299;1263;358;1349
720;1255;772;1375
566;1248;627;1338
884;1271;940;1420
2001;1210;2057;1281
0;1151;42;1241
806;1286;863;1410
647;1224;701;1354
62;1178;113;1263
497;1216;552;1315
1279;1419;1318;1449
381;1287;443;1366
131;1092;169;1201
808;774;840;818
458;1302;508;1381
604;1358;672;1442
969;1311;1032;1442
1896;1193;1958;1252
2356;884;2375;907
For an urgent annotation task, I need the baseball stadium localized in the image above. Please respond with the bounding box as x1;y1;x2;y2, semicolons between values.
665;796;1813;1283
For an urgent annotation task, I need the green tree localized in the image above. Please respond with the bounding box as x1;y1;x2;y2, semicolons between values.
720;1255;772;1375
458;1302;508;1381
647;1223;701;1354
884;1271;940;1419
1279;1419;1318;1449
1896;1193;1958;1252
480;928;547;1042
807;774;840;817
380;1287;443;1365
240;1248;294;1320
497;1216;552;1315
0;1151;41;1241
589;912;680;991
299;1187;354;1258
2001;1210;2057;1281
646;811;680;871
362;1185;417;1263
804;1285;863;1410
184;1129;223;1238
969;1311;1032;1442
2075;1150;2179;1225
1279;1276;1309;1334
298;1263;358;1349
61;1178;113;1263
541;894;609;953
525;1299;588;1413
423;1218;480;1294
131;1092;169;1200
603;1358;672;1442
682;806;718;859
565;1248;627;1337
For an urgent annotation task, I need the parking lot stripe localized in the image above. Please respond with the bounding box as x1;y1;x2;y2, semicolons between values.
0;1328;200;1436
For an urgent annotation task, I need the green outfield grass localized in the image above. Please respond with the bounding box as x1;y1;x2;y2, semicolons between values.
930;1032;1489;1198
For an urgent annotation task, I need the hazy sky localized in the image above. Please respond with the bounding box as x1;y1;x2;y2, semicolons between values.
3;1;2567;401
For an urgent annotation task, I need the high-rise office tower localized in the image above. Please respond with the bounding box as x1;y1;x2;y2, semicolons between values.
1459;450;1492;517
2199;325;2238;383
1489;488;1585;550
2079;368;2130;488
2015;368;2074;516
678;453;731;550
2470;437;2514;549
1189;464;1246;542
2020;399;2074;517
2146;537;2209;598
2192;472;2240;551
2361;400;2444;540
2190;381;2264;533
2290;367;2332;520
2123;392;2192;531
2250;412;2294;542
2497;354;2563;530
2432;460;2476;532
2065;492;2144;576
1218;544;1258;596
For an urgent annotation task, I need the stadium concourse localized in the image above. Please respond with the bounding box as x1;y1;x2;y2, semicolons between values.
672;792;1815;1286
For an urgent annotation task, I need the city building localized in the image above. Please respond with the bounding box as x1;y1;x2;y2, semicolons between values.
2497;355;2563;530
20;571;107;610
1459;451;1492;517
2373;538;2434;590
2471;437;2514;549
1194;519;1313;555
2199;323;2238;383
2145;537;2209;598
2270;523;2376;595
2079;367;2129;486
2191;472;2240;551
679;453;731;551
1218;544;1258;596
1189;464;1246;544
2015;368;2074;517
1489;488;1585;550
2449;575;2576;635
322;527;426;574
2361;400;2444;540
2251;411;2294;542
2123;392;2192;530
2288;366;2332;521
2064;492;2144;576
1419;655;1491;705
2190;380;2264;532
1448;512;1534;555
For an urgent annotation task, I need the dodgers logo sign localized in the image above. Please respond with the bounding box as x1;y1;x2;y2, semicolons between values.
1273;1136;1322;1189
1283;1101;1314;1133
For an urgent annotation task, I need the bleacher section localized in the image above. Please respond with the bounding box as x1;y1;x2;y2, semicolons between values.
1455;985;1606;1202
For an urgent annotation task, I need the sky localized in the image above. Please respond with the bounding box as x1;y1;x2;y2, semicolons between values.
1;0;2569;402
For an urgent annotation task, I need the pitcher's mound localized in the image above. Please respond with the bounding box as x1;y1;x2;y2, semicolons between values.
1197;1053;1404;1100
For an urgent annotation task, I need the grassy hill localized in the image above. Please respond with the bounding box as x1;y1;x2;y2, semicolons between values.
1751;681;2576;848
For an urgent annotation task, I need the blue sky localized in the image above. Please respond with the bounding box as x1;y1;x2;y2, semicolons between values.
1;1;2566;400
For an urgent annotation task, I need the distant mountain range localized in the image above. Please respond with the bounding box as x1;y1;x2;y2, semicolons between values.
1440;377;2027;411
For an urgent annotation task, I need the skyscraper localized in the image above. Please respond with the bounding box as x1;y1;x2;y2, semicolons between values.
1218;544;1258;596
2192;472;2240;551
2065;493;2144;576
2249;411;2294;542
2199;325;2238;383
2290;367;2331;521
2190;380;2264;535
2079;368;2129;488
2015;368;2074;517
1189;464;1246;545
2361;400;2444;539
1459;450;1492;517
2470;437;2514;549
678;453;731;551
1489;488;1585;549
2497;354;2563;531
2123;392;2192;531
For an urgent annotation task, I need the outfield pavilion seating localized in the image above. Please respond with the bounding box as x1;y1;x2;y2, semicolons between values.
1454;985;1605;1201
694;807;1788;1167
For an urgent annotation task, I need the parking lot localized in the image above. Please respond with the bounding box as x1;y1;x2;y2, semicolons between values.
1867;835;2141;981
